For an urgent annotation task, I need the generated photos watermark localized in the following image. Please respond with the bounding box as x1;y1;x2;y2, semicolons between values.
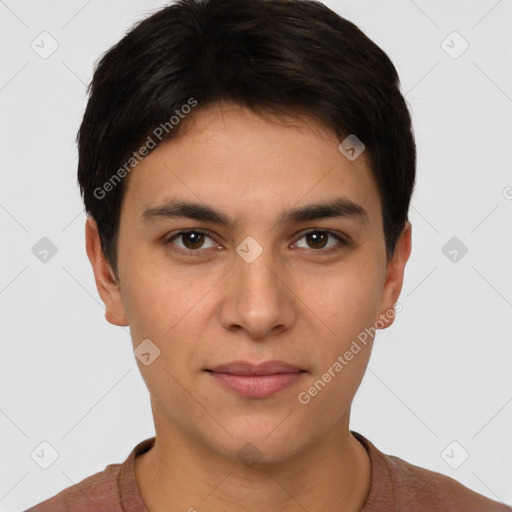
93;97;198;200
297;301;403;405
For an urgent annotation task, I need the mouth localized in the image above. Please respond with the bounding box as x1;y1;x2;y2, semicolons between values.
205;360;306;375
204;360;307;398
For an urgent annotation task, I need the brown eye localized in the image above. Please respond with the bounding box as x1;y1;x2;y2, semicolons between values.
166;230;217;252
180;231;205;250
306;231;328;249
294;230;347;252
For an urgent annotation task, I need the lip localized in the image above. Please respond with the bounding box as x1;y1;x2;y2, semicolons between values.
205;360;306;398
206;360;305;375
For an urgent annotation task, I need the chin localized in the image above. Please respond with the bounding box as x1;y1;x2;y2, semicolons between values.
206;420;308;465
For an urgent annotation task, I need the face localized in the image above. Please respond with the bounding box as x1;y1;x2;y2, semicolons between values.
87;101;411;464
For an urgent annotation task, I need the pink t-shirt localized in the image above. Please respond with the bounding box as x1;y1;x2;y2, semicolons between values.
25;431;511;511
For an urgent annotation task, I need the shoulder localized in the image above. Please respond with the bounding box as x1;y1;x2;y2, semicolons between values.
353;432;511;512
25;462;122;512
384;451;509;511
25;437;155;511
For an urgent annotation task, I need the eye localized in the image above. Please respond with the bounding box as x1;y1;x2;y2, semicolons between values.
165;230;218;254
293;230;348;253
164;228;349;256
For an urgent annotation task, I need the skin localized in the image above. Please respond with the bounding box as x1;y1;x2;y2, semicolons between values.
86;101;412;512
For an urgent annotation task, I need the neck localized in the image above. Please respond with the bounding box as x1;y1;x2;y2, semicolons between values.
134;410;371;512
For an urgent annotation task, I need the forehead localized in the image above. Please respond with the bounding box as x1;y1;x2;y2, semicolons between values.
121;102;382;228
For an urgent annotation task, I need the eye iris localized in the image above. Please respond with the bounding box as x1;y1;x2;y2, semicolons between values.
183;232;204;250
307;232;327;249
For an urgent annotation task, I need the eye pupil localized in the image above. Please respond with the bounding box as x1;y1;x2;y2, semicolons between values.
307;232;328;249
183;232;204;250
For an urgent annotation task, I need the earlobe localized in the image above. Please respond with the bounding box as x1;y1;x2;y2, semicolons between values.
376;221;412;330
85;217;129;327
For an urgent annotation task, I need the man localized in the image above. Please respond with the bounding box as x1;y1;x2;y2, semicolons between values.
26;0;510;510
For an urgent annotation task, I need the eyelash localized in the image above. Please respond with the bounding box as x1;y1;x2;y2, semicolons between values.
164;229;349;257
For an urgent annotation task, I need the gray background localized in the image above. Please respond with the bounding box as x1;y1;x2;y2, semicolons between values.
1;0;511;510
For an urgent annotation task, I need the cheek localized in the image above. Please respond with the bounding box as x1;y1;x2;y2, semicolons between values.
125;270;208;401
294;331;373;444
299;277;377;421
121;254;213;336
299;263;381;410
302;262;382;338
122;267;222;389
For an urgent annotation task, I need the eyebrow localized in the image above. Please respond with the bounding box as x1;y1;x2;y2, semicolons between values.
141;196;370;228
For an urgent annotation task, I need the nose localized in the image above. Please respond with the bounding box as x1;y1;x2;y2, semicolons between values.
219;243;298;340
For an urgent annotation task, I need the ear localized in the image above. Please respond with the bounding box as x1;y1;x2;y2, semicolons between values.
376;221;412;329
85;217;128;326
